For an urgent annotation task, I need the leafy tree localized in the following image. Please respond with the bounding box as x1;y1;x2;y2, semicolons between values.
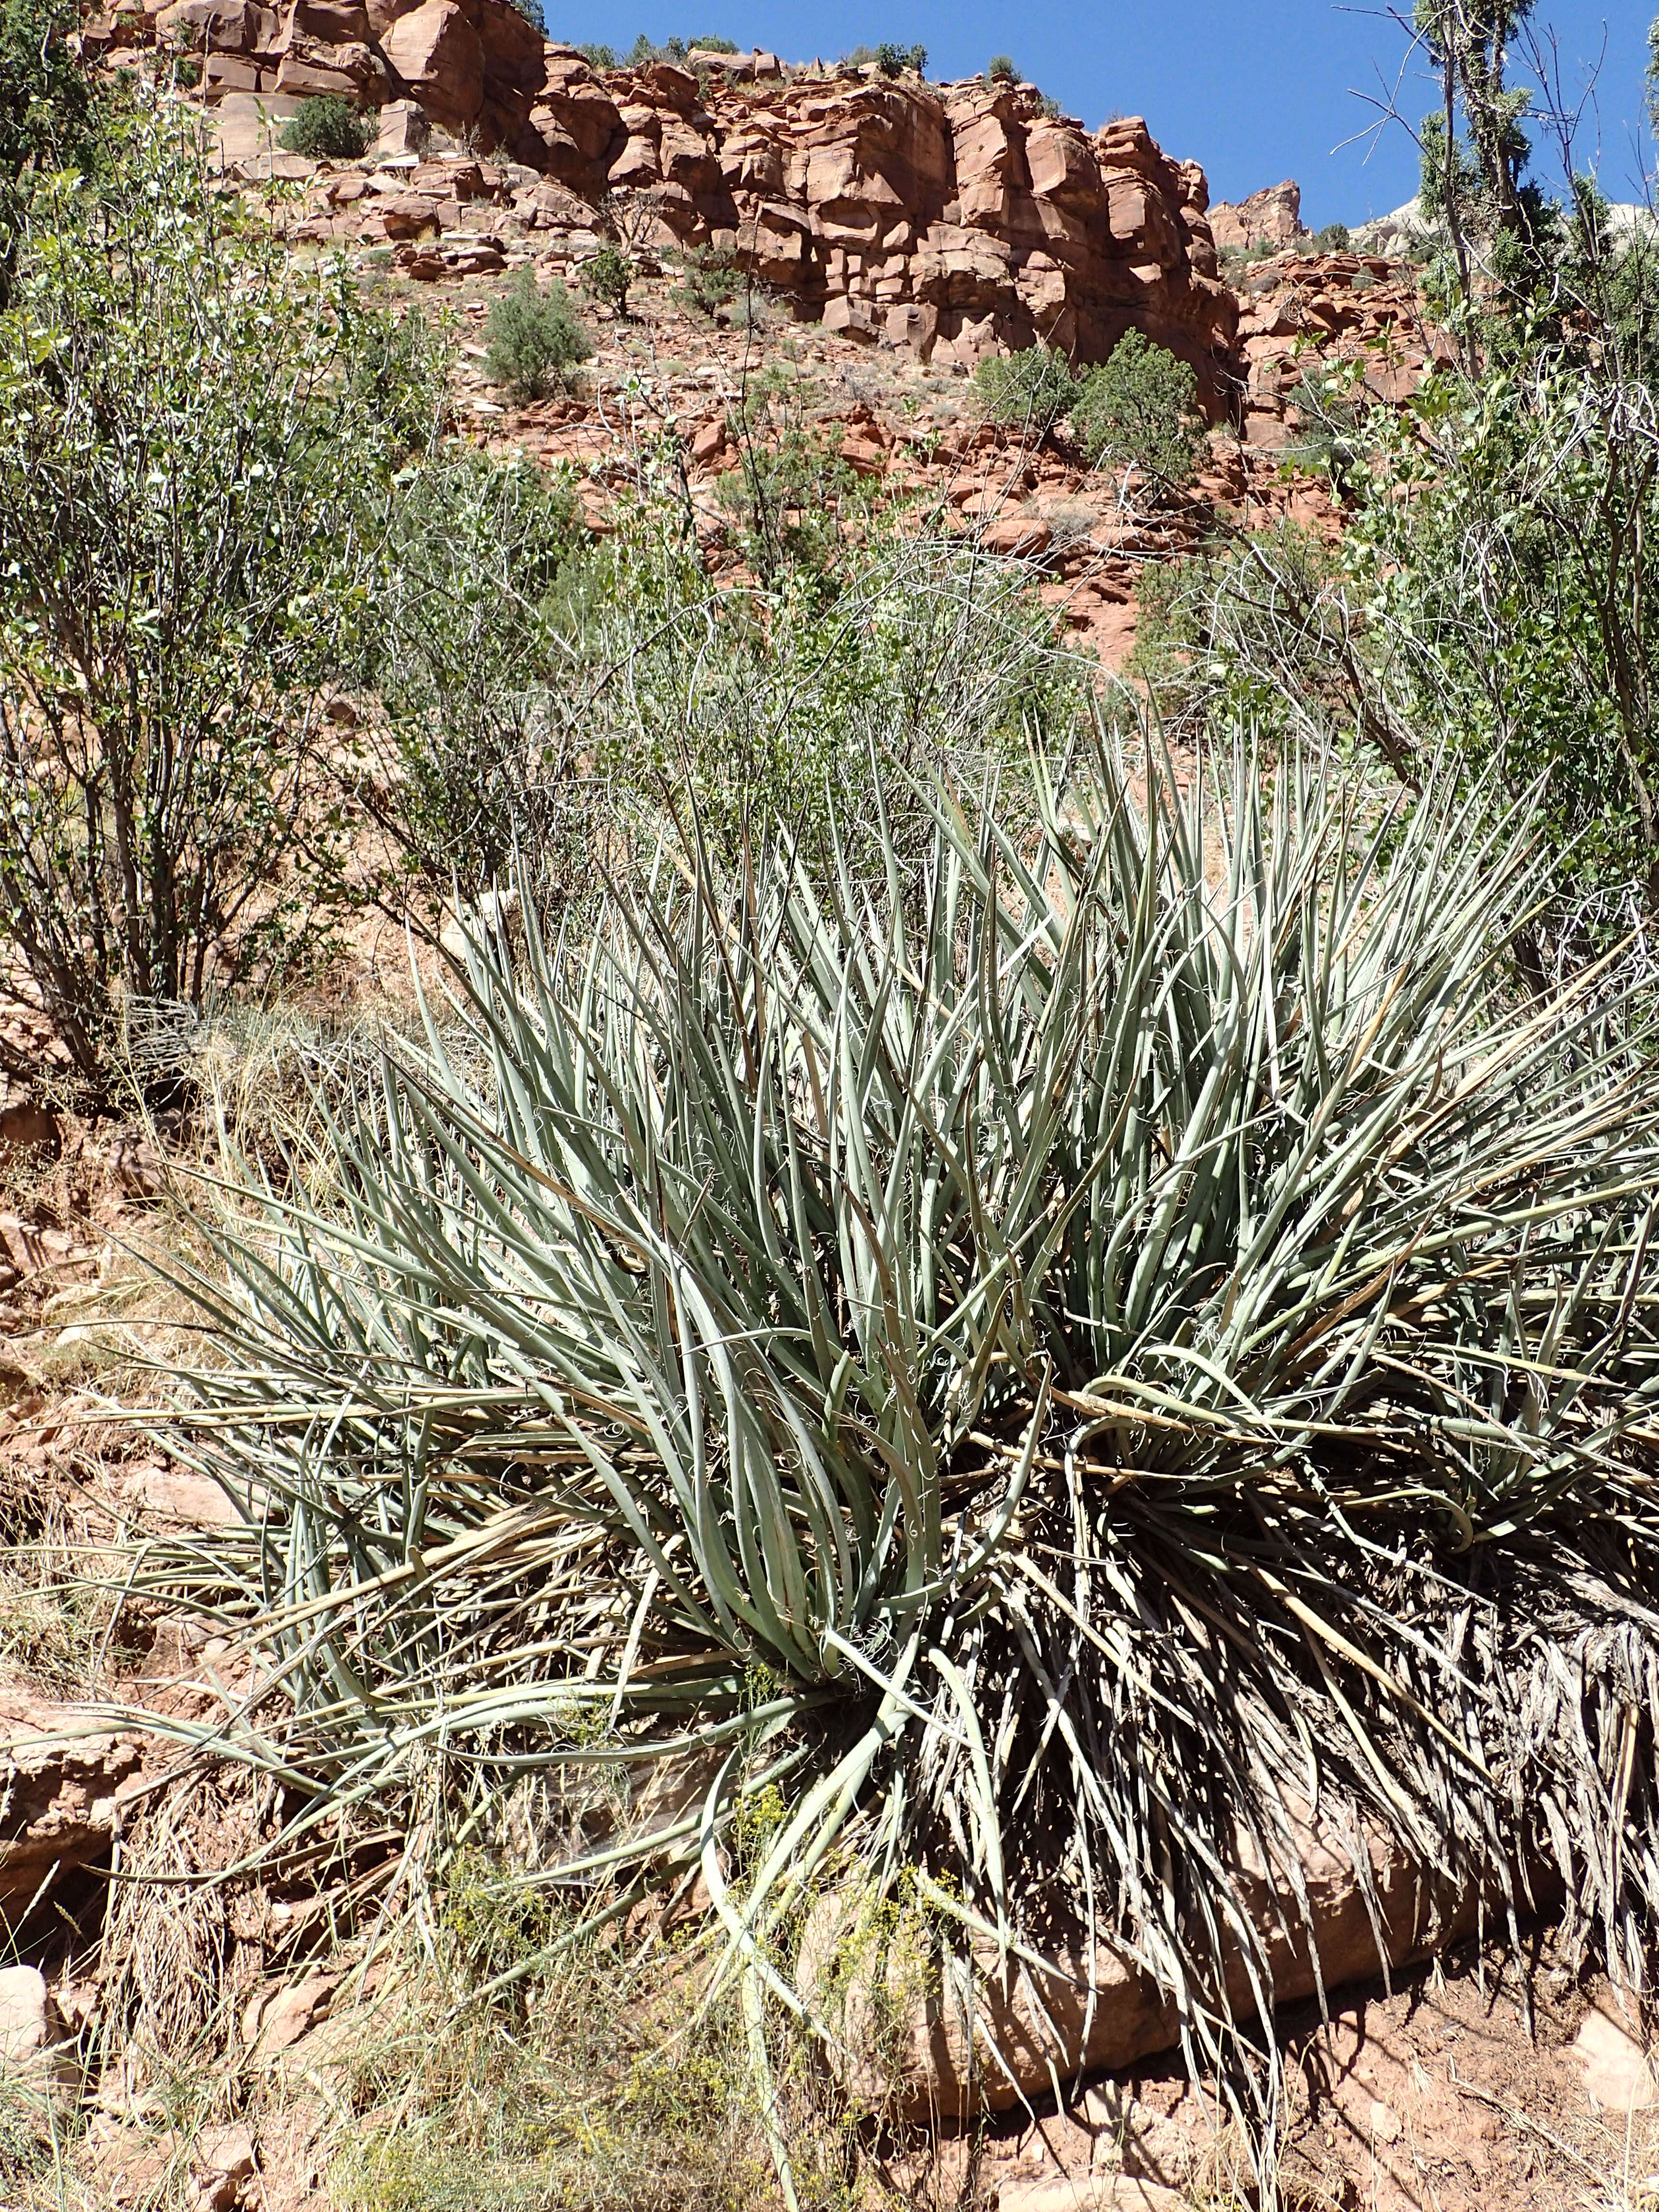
1313;221;1352;251
671;241;740;316
0;0;93;179
278;94;373;159
582;241;634;317
0;0;97;305
1414;0;1538;301
716;365;866;582
874;41;926;76
974;344;1078;436
986;53;1017;81
483;272;592;402
1071;330;1204;489
0;99;443;1102
1344;353;1659;914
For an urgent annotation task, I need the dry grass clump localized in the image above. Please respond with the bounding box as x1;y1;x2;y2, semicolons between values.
328;1904;824;2212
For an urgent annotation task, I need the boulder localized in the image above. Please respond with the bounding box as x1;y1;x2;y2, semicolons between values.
801;1802;1488;2119
380;0;483;129
189;2122;256;2212
0;1965;51;2066
243;1971;338;2063
271;34;384;97
155;0;277;52
375;95;429;154
0;1703;147;1936
280;0;368;39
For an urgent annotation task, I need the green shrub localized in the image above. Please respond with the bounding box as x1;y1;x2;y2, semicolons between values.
875;40;926;75
483;271;592;401
0;99;443;1105
0;0;92;176
577;39;617;65
582;241;633;316
671;241;740;316
626;31;734;63
278;93;372;160
505;0;544;29
1071;327;1205;487
353;452;586;899
974;342;1077;434
986;52;1017;81
0;0;97;304
1313;220;1352;252
714;365;863;579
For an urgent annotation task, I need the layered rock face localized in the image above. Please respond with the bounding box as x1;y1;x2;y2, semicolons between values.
153;0;547;144
522;60;1238;387
1209;178;1303;254
135;1;1238;391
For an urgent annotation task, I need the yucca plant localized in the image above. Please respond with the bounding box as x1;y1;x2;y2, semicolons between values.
145;737;1659;2177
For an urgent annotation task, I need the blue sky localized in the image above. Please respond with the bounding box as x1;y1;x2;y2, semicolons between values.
551;3;1659;228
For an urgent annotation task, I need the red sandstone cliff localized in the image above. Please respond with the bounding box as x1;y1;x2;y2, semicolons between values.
95;6;1240;390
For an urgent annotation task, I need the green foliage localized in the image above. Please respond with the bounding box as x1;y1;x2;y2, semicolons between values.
1313;220;1351;251
1341;351;1659;909
504;0;544;31
0;0;93;179
351;451;587;900
577;39;617;66
581;241;634;316
0;0;98;303
581;475;1084;860
0;96;443;1102
1127;518;1356;733
278;93;372;159
714;366;866;580
874;40;926;75
622;30;735;64
1071;327;1205;487
161;737;1659;2178
483;271;592;402
986;52;1017;81
973;342;1077;436
1414;0;1537;286
672;241;741;316
1133;291;1659;922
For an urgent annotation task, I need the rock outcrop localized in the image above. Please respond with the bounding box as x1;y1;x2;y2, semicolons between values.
101;0;1242;392
1;1699;149;1937
1232;247;1450;446
1209;178;1303;254
149;0;546;137
519;64;1238;389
